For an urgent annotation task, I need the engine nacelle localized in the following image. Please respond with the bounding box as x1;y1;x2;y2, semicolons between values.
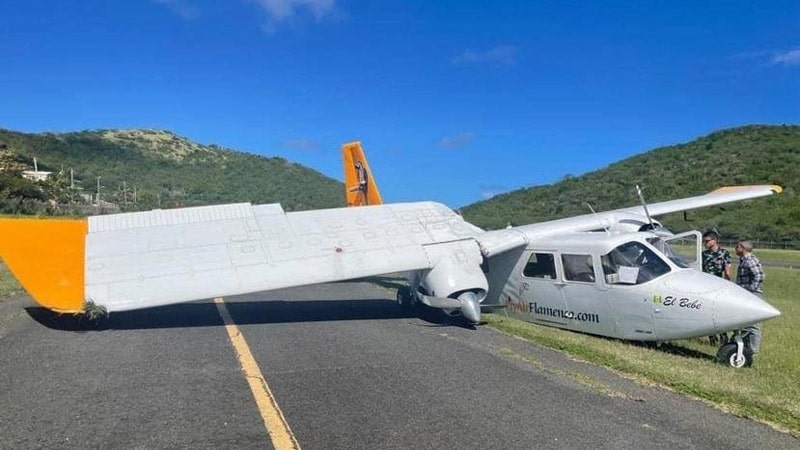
413;240;488;322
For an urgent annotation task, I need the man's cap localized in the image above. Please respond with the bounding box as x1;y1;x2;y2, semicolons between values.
702;229;719;239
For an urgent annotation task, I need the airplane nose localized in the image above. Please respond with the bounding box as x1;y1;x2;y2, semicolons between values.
713;284;781;332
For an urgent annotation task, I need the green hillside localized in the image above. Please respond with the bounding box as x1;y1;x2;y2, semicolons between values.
2;125;798;243
461;125;800;243
0;128;344;213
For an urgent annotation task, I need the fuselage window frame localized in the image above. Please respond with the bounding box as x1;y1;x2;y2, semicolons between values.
522;252;557;280
561;253;596;283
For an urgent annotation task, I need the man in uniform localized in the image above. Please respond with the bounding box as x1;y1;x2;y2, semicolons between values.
701;230;731;345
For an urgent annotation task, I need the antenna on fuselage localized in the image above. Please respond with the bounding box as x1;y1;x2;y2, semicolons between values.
586;203;611;236
635;185;654;229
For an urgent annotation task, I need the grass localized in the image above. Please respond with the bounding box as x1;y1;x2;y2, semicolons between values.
485;265;800;435
670;244;800;267
0;260;21;298
755;248;800;266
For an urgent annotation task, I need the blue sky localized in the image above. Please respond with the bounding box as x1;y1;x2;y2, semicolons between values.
2;1;799;208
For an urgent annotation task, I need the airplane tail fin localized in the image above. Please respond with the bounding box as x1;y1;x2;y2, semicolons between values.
342;141;383;207
0;218;87;312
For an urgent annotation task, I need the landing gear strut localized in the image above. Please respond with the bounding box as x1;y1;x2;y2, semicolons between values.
715;332;754;368
396;286;416;308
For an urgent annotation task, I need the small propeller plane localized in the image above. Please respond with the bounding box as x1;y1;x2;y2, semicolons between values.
0;142;782;368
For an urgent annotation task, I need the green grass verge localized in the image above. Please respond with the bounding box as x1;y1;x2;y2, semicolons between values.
0;260;22;298
485;265;800;435
755;248;800;266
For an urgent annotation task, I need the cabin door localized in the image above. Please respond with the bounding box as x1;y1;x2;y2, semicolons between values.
515;251;569;326
559;253;616;337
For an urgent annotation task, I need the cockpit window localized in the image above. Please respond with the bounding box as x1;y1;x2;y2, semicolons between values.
523;253;557;279
648;237;692;269
601;241;670;285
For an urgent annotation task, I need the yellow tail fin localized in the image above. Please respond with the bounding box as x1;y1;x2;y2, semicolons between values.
342;141;383;206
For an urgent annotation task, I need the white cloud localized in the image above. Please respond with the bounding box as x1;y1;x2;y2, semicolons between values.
772;49;800;66
281;138;321;152
249;0;337;32
439;132;476;149
452;46;518;66
152;0;198;20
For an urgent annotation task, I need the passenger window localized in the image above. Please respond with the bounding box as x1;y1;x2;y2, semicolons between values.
523;253;556;279
562;254;595;282
602;241;670;285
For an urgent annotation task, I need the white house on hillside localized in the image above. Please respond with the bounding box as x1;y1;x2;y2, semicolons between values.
21;157;52;181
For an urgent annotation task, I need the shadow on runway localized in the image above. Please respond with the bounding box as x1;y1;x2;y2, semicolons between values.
25;297;471;332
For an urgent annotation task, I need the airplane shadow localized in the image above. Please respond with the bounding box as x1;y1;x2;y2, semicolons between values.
346;275;407;291
25;298;471;333
630;339;715;362
552;327;716;362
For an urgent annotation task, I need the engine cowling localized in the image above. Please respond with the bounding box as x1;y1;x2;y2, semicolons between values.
415;240;488;323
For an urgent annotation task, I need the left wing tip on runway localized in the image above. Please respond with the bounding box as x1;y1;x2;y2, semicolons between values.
0;217;87;313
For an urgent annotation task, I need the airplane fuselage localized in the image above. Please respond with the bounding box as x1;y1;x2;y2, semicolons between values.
484;231;779;342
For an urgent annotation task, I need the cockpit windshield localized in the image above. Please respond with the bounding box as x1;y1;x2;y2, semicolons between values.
601;241;671;285
647;237;691;268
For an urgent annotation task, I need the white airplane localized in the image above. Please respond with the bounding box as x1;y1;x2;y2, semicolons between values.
0;143;782;368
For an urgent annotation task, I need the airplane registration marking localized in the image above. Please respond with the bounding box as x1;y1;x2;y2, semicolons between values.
214;297;301;450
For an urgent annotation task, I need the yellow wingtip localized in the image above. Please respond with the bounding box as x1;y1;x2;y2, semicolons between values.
710;184;783;195
0;218;87;312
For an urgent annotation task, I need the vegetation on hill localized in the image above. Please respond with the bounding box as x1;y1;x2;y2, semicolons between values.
461;125;800;243
0;128;344;214
1;125;797;243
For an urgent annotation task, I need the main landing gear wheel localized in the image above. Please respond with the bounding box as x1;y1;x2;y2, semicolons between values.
396;286;413;308
716;343;753;368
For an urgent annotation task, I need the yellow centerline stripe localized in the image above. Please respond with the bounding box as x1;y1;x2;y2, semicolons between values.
214;297;301;450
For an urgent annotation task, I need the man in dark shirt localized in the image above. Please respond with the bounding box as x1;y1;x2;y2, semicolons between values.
701;230;731;345
702;230;731;280
736;240;765;354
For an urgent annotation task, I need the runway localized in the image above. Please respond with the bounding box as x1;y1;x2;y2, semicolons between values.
1;281;796;449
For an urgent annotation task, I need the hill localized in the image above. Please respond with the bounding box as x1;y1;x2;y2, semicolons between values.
461;125;800;243
2;125;797;243
0;128;344;213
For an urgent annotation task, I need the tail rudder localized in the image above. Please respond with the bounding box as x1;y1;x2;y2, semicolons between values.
342;141;383;206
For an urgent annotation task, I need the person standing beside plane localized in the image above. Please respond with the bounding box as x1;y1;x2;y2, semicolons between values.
702;230;732;280
735;240;765;354
702;230;732;345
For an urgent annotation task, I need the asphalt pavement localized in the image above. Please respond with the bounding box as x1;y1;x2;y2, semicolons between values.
1;281;797;449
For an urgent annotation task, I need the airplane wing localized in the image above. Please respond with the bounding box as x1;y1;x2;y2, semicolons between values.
511;184;783;239
616;184;783;217
0;201;482;313
0;184;781;315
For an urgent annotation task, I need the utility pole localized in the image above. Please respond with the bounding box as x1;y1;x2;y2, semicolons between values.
96;176;101;204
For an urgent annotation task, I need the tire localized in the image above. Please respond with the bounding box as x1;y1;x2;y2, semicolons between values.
716;343;753;368
396;286;412;308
